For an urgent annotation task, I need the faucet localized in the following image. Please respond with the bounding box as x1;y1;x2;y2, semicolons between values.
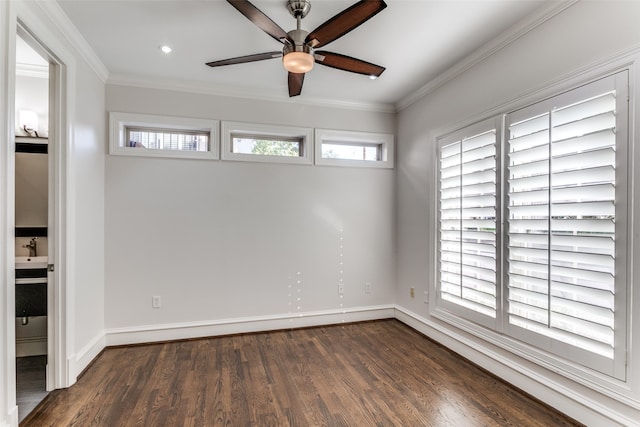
23;237;37;257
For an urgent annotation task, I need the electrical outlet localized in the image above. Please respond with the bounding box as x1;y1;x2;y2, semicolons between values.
152;296;161;308
424;291;428;303
410;287;415;298
338;283;344;294
364;282;372;294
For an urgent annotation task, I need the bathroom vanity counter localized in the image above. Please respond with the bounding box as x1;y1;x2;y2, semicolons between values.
15;256;48;269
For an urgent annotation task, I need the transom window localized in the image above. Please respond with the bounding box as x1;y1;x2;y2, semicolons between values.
126;127;209;152
321;141;382;161
315;129;394;168
109;112;219;160
221;121;313;165
231;134;303;157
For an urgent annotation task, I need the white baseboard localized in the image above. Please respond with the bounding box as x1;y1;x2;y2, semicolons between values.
105;305;395;347
393;306;636;427
75;332;106;378
5;404;18;427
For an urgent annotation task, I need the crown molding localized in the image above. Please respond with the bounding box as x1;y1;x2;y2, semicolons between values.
395;0;579;112
106;73;397;114
35;0;109;82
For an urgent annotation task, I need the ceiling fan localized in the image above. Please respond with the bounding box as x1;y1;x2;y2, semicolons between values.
206;0;387;97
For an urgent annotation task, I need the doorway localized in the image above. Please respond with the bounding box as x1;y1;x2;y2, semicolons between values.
14;30;53;423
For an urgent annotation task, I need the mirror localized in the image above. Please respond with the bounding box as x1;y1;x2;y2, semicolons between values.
15;144;48;227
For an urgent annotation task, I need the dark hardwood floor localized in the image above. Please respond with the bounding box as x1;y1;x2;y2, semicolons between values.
22;320;582;426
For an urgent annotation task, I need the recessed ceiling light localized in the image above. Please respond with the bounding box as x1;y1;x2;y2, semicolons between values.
160;45;172;54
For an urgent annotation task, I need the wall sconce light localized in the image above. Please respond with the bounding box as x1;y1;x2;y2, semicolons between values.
19;110;39;137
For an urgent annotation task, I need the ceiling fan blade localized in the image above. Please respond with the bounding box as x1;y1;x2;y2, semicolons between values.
315;51;385;77
227;0;290;44
288;72;304;97
305;0;387;48
206;51;282;67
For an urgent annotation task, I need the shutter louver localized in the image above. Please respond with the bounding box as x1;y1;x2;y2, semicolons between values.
439;128;497;319
507;90;618;359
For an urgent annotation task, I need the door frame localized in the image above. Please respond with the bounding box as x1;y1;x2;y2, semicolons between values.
15;22;70;392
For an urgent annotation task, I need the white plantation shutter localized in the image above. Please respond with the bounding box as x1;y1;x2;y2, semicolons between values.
435;72;628;379
505;72;628;378
438;119;499;327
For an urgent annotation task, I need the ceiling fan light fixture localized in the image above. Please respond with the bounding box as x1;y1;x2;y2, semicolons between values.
283;42;315;74
283;51;314;73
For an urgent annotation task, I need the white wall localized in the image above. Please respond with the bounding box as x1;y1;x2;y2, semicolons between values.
14;75;48;137
396;1;640;426
104;85;396;339
70;56;105;370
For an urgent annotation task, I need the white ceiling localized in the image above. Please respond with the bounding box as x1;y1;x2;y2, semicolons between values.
53;0;553;110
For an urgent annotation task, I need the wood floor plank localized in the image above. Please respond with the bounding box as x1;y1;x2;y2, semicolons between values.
21;320;583;427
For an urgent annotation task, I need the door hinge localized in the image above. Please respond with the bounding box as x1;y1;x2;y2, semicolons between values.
48;264;54;272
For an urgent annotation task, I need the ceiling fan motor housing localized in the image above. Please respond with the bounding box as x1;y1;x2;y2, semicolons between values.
283;37;313;55
287;28;310;49
283;29;314;73
287;0;311;19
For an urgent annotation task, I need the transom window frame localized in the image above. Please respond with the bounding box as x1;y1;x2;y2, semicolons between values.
109;112;219;160
432;69;631;384
315;128;394;168
221;121;313;165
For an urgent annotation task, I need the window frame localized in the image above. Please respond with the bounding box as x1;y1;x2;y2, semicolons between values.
315;128;394;168
109;112;219;160
221;121;313;165
432;70;630;382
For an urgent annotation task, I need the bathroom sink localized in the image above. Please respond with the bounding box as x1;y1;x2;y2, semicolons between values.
15;256;48;269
